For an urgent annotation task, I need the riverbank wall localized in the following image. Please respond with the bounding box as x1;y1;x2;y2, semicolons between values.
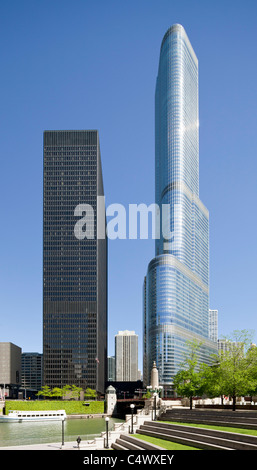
66;413;108;419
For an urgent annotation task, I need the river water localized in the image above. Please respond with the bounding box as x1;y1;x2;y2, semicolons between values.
0;417;123;448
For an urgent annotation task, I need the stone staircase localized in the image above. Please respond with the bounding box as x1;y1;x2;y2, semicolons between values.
110;408;257;451
79;406;161;450
135;420;257;450
111;433;164;450
159;408;257;430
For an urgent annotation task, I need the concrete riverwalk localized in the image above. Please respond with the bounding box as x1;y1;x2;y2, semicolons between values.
0;442;81;450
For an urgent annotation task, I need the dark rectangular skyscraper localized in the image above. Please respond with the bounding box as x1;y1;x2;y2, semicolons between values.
43;130;107;394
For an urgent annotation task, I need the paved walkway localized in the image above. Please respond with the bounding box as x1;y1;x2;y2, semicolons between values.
0;441;97;450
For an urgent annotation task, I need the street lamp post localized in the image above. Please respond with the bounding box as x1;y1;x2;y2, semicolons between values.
105;417;109;448
153;392;157;421
61;417;65;447
130;404;135;434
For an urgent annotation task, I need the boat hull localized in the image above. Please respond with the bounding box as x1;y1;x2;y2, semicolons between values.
0;417;20;423
0;416;65;422
0;410;66;423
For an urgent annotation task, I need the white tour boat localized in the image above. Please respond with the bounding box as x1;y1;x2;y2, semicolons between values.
0;409;66;422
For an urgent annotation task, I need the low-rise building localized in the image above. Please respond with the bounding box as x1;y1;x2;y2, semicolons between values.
0;342;21;398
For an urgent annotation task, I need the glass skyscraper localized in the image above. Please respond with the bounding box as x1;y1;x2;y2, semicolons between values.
143;24;217;395
43;130;107;394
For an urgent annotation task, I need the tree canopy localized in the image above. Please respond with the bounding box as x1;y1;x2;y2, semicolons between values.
37;384;92;400
173;339;207;409
173;330;257;410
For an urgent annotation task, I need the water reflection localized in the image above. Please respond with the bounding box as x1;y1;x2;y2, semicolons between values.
0;417;123;447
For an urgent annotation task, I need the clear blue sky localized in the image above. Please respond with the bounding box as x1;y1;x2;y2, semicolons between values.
1;0;257;371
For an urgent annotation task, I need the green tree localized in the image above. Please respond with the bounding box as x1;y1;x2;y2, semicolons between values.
70;385;83;400
173;340;206;409
84;387;97;399
211;330;257;411
246;343;257;397
51;387;63;399
61;385;72;399
200;360;225;403
37;385;52;399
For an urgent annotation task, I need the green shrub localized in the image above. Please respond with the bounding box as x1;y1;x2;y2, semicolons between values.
5;400;104;415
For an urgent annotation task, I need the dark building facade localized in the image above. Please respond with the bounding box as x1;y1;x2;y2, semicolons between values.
43;130;107;393
21;353;43;394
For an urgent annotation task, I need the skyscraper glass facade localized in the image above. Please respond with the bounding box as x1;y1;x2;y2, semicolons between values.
43;130;107;393
209;309;218;343
144;25;217;395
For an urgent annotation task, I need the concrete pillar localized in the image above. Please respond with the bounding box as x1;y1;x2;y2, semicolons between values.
150;361;159;390
105;386;117;416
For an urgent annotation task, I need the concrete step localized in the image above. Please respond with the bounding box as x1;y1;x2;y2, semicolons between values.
160;411;257;429
160;417;257;430
148;421;257;446
162;409;257;420
136;427;233;450
112;442;128;450
138;421;257;450
114;438;143;450
119;433;164;450
111;433;165;451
